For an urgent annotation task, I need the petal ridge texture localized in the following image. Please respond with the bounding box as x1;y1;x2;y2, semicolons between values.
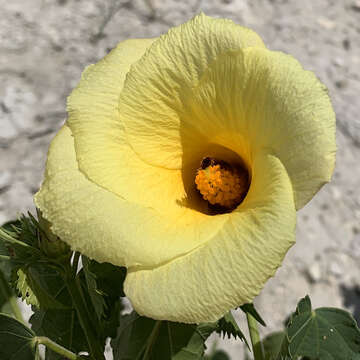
34;126;229;269
125;152;297;323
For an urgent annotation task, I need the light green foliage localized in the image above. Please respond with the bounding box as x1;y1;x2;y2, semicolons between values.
285;296;360;360
262;296;360;360
15;265;68;309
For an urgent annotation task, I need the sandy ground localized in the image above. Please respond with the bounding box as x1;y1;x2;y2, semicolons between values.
1;0;360;358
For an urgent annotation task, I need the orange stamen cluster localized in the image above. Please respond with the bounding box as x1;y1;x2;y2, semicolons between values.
195;164;248;209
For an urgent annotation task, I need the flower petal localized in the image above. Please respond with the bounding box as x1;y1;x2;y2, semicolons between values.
124;152;296;323
66;17;266;214
180;48;336;209
120;13;265;169
35;126;228;268
67;38;156;200
67;38;199;215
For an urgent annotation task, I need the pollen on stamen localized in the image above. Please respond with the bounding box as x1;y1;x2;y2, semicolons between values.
195;158;249;209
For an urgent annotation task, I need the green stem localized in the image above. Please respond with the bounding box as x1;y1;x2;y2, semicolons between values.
142;321;162;360
35;336;80;360
246;312;265;360
65;275;105;360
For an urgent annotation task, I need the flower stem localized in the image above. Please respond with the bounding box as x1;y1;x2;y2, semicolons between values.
65;274;105;360
35;336;80;360
142;320;162;360
246;312;265;360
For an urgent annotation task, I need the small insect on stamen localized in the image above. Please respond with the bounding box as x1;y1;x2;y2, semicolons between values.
195;158;249;209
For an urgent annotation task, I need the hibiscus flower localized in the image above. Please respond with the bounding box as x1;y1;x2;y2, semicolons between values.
35;14;336;323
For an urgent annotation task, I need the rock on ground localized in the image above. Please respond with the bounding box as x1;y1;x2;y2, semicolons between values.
1;0;360;358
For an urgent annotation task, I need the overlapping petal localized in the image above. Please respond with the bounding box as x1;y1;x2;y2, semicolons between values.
67;13;265;192
35;13;336;324
120;14;264;169
67;38;154;201
35;126;228;268
125;152;296;323
180;48;336;209
66;38;202;214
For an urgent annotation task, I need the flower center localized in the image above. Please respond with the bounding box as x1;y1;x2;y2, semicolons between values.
195;157;249;209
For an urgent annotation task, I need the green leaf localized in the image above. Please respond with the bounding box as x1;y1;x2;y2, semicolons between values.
1;220;22;236
168;322;217;360
216;311;249;348
111;312;158;360
0;223;15;278
30;306;89;356
111;311;217;359
5;215;39;246
0;269;12;310
0;313;37;360
86;258;126;299
82;256;107;321
27;266;89;357
261;332;286;360
281;295;360;360
16;268;40;307
0;230;15;314
240;303;266;327
101;299;123;340
1;301;13;315
0;256;13;285
15;264;69;309
29;262;121;357
0;216;42;269
81;257;126;339
1;216;72;311
0;214;70;267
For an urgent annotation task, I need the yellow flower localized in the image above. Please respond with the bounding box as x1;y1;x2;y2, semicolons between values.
35;14;336;323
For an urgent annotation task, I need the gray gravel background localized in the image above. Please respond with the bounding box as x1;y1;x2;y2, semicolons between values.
1;0;360;358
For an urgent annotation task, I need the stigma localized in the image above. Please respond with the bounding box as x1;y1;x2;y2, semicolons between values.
195;158;249;209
